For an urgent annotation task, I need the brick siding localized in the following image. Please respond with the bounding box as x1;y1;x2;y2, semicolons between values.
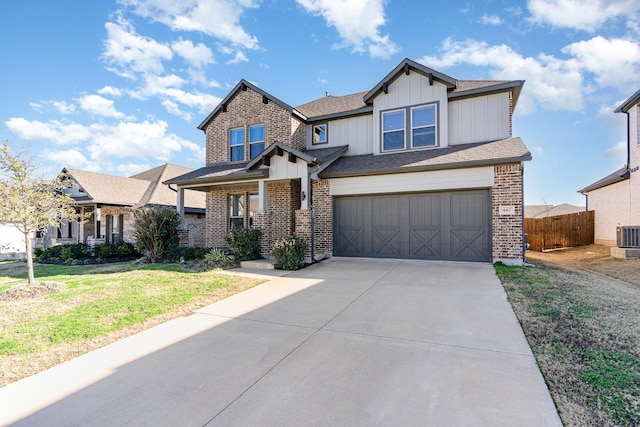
204;87;306;164
492;163;524;263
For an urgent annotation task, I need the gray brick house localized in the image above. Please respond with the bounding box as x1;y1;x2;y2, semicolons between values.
166;58;531;265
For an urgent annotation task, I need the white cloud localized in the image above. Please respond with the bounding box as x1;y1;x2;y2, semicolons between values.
226;50;248;64
171;38;214;68
51;101;77;115
562;36;640;88
419;38;584;112
606;140;627;157
116;162;153;176
97;86;124;97
102;16;173;78
527;0;640;32
119;0;260;49
5;117;93;144
43;149;102;172
480;14;503;26
296;0;399;59
77;94;124;118
5;117;201;163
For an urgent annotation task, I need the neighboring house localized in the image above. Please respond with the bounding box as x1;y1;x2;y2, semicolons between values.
525;204;585;219
39;164;206;248
579;89;640;246
167;58;532;265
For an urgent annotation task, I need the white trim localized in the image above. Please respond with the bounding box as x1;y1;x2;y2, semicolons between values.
330;166;495;196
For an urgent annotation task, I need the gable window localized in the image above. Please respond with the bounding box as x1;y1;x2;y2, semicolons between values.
382;110;405;151
229;194;245;229
381;103;438;152
230;128;245;162
313;124;327;145
411;105;436;148
249;124;265;159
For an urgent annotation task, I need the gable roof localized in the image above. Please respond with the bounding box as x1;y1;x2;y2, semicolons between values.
63;168;150;206
319;137;531;178
198;79;298;130
615;89;640;113
295;91;370;120
578;166;630;193
364;58;457;103
63;164;205;210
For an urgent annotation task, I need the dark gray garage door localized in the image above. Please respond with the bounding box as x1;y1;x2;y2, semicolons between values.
333;190;491;262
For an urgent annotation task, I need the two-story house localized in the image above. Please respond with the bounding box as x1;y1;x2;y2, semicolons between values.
579;89;640;247
166;58;531;265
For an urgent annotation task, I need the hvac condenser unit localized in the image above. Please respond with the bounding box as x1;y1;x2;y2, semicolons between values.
617;226;640;248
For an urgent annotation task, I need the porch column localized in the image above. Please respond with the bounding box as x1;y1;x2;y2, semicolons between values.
258;180;267;211
300;174;310;210
78;207;85;243
176;187;185;229
95;204;101;239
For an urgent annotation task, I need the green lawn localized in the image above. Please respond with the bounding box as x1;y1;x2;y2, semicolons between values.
495;262;640;426
0;261;263;385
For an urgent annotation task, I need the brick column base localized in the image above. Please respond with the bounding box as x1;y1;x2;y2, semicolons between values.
251;211;271;258
295;209;312;261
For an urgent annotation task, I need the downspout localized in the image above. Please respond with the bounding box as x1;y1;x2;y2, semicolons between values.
625;110;631;170
309;175;316;263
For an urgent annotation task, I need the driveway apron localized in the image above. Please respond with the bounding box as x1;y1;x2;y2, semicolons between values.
0;259;561;427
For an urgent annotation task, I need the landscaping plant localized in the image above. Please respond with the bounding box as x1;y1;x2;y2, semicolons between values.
272;235;306;270
131;207;180;261
225;227;262;261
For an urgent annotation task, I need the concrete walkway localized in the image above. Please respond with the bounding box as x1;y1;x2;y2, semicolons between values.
0;258;561;427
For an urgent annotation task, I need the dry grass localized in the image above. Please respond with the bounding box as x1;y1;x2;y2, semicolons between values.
496;245;640;426
0;261;263;387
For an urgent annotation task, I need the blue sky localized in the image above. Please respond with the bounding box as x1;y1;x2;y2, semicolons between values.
2;0;639;206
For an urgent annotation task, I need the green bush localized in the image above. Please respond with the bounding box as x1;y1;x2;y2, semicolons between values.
116;244;130;258
97;244;112;259
272;235;306;270
164;246;215;261
132;208;181;260
60;246;73;261
203;248;237;268
226;227;262;261
33;247;44;259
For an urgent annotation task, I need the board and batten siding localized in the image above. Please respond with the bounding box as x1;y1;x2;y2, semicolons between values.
307;115;373;155
267;153;308;180
329;166;494;196
448;93;511;145
372;73;449;154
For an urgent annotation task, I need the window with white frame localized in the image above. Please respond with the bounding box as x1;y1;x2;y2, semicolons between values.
381;103;438;152
249;125;265;159
382;109;405;151
313;124;327;145
230;128;245;162
411;105;437;148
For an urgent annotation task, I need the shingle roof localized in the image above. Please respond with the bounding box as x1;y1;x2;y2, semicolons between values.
295;92;369;119
318;137;531;178
64;168;150;206
64;164;206;210
163;162;266;187
578;166;629;193
615;89;640;113
525;204;585;218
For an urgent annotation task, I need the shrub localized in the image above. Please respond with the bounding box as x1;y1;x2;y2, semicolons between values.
33;247;44;259
204;248;237;268
116;243;131;258
97;244;112;259
272;235;306;270
226;227;262;261
60;246;73;261
132;208;181;260
164;246;214;262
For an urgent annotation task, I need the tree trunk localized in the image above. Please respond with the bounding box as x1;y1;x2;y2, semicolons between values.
24;231;36;286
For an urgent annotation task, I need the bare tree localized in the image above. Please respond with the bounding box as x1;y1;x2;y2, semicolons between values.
0;142;79;285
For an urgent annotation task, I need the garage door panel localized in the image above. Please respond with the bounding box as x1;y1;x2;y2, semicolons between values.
334;190;490;262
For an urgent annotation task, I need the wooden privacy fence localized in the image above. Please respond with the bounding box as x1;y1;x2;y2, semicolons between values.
525;210;594;252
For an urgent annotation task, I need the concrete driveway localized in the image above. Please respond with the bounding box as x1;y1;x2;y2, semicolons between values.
0;258;561;426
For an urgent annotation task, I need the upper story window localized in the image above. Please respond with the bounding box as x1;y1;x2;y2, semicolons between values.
411;105;436;148
382;110;405;151
249;124;265;159
382;102;438;152
230;128;245;162
313;124;327;145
